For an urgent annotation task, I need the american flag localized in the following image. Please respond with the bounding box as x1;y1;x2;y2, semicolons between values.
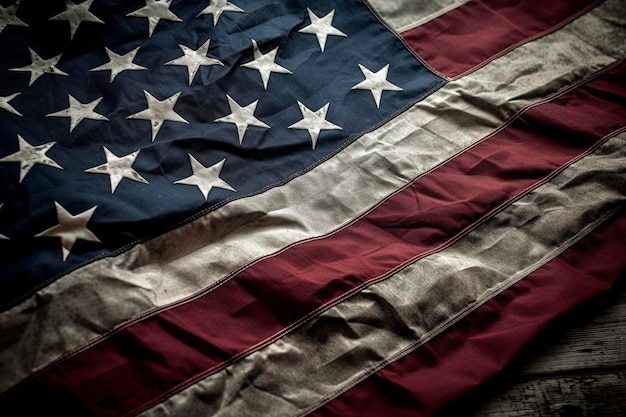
0;0;624;415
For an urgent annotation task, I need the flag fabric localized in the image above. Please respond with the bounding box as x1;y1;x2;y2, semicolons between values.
0;0;625;416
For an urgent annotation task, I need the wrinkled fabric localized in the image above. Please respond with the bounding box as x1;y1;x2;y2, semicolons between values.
2;0;624;397
139;132;626;417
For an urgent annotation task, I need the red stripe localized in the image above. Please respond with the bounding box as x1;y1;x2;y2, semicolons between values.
402;0;600;78
3;63;625;416
309;208;626;417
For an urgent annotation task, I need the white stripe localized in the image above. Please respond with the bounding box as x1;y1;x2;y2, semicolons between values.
366;0;472;33
0;0;624;394
140;131;626;417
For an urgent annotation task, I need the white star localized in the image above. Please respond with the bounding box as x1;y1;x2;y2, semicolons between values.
46;94;109;133
214;95;269;144
288;101;341;149
127;0;183;37
0;135;63;183
127;90;189;141
298;8;346;52
9;48;68;86
241;39;292;90
0;1;28;33
351;64;403;108
84;147;148;193
89;46;147;82
49;0;104;40
0;93;22;116
197;0;243;25
165;39;223;85
174;156;236;200
35;202;100;261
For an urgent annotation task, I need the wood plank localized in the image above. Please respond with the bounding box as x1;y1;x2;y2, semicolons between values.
460;372;626;417
517;289;626;376
435;279;626;417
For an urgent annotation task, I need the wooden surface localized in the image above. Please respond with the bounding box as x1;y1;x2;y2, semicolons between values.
437;279;626;417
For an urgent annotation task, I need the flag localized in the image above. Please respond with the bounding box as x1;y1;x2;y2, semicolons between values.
0;0;624;416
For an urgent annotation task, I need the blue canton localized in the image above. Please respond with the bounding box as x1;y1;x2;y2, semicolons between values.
0;0;443;310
